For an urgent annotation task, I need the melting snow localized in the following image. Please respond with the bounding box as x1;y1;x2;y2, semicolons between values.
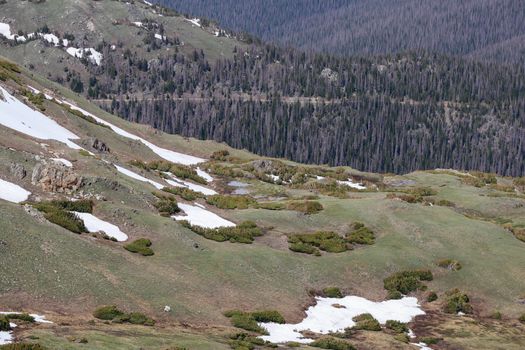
259;296;425;344
72;212;128;241
0;312;52;345
0;23;15;40
39;33;60;46
337;179;366;190
0;178;31;203
66;47;103;65
115;165;165;190
51;158;73;167
173;203;235;229
196;167;213;182
186;18;202;27
61;101;204;165
165;173;217;195
0;86;81;149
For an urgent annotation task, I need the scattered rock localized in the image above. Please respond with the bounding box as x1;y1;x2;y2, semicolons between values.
81;137;110;153
9;162;26;180
31;163;83;193
164;305;171;312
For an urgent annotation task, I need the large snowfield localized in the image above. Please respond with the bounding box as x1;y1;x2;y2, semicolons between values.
172;203;236;228
0;87;81;149
0;178;31;203
259;296;425;344
72;212;128;241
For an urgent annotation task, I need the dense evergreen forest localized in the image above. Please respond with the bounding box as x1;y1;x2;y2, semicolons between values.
152;0;525;65
74;39;525;175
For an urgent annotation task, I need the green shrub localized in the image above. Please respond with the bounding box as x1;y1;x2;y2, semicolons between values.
288;232;349;254
435;199;456;207
385;320;408;333
285;342;301;348
251;310;285;324
437;259;462;271
210;150;230;161
162;186;205;201
518;314;525;324
0;316;10;331
22;90;46;111
124;238;154;256
289;242;319;255
427;292;438;302
180;221;263;244
346;226;375;245
443;289;472;314
154;197;180;216
323;287;343;298
206;195;256;209
228;333;267;350
93;305;154;326
310;337;355;350
4;313;35;323
420;337;441;345
93;305;124;320
352;313;381;331
257;202;286;210
393;333;409;343
33;203;87;233
0;344;47;350
131;160;207;184
51;199;94;213
224;311;267;334
383;270;433;295
286;200;324;214
387;290;403;300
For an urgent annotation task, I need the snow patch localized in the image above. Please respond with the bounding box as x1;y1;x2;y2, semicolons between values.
39;33;60;46
196;167;213;182
186;18;202;27
60;101;204;165
0;22;15;40
0;178;31;203
72;212;128;241
0;86;81;149
51;158;73;167
259;296;425;344
115;164;165;190
66;47;103;65
337;179;366;190
165;173;217;195
172;203;235;229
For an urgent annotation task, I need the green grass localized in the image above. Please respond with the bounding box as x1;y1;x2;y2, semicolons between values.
124;238;154;256
179;220;263;243
322;287;343;298
93;306;155;326
310;337;355;350
206;195;257;209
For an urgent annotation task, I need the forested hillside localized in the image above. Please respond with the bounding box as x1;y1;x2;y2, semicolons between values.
96;47;525;176
153;0;525;64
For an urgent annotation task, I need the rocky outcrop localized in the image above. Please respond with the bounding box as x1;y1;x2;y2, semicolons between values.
31;163;83;193
9;162;26;180
81;137;110;153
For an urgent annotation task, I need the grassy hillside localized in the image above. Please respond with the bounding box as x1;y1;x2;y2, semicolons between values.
1;56;525;350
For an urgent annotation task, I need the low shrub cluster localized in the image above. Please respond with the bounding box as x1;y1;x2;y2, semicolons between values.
3;314;35;323
301;180;349;198
129;160;206;184
436;259;462;271
210;150;230;161
383;270;433;297
346;222;375;245
162;186;205;201
93;305;155;326
180;221;263;243
228;332;267;350
519;314;525;324
204;163;244;178
352;313;381;331
0;344;47;350
33;201;89;234
124;238;154;256
310;337;356;350
427;291;438;302
206;195;257;209
224;310;285;334
385;320;408;333
461;172;497;187
288;232;350;255
257;202;286;210
0;316;10;331
503;224;525;242
420;337;442;345
152;193;180;216
22;90;46;111
286;200;323;214
322;287;343;298
387;187;437;204
443;289;472;314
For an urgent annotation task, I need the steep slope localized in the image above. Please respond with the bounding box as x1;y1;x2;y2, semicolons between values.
1;57;525;349
1;0;525;177
153;0;525;65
